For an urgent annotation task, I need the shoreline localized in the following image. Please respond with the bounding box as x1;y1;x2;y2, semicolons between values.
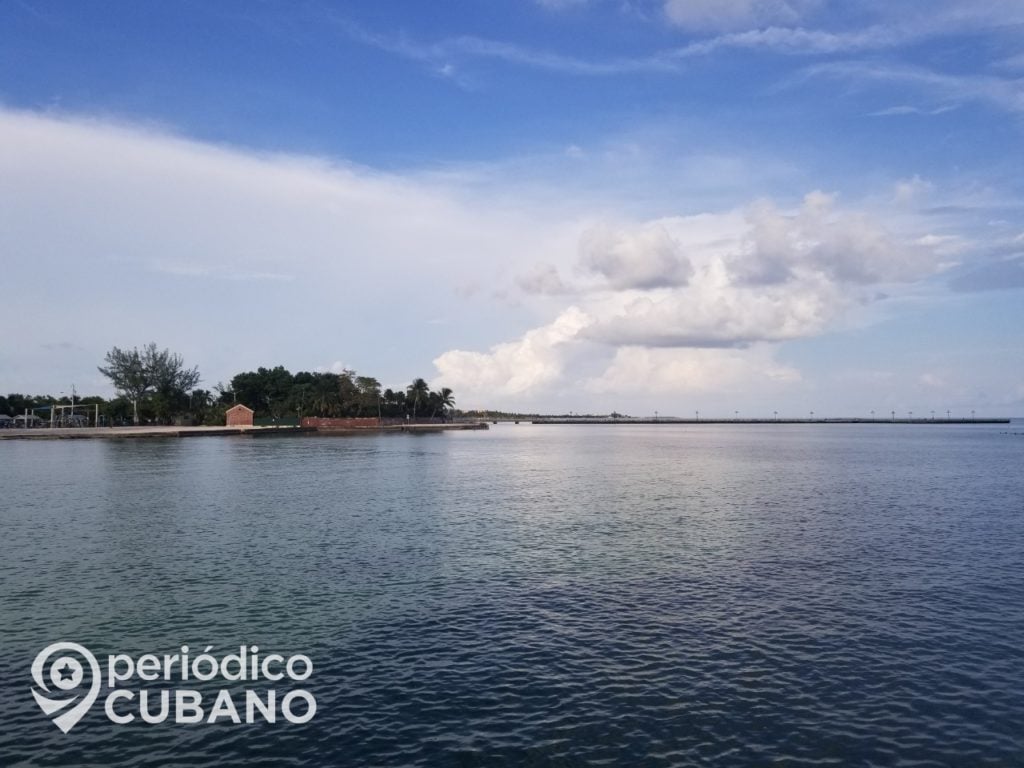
0;423;489;441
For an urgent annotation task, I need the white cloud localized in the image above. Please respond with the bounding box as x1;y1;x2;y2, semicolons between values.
433;307;591;397
578;222;693;289
0;108;1000;415
581;268;839;347
893;175;933;204
534;0;589;9
434;191;951;405
587;345;800;395
733;191;942;285
335;3;1024;82
0;108;566;391
805;61;1024;115
663;0;817;32
517;263;570;295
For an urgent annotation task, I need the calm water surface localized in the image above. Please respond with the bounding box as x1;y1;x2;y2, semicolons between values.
1;424;1022;766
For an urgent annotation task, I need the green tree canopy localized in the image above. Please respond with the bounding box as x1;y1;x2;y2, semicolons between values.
98;343;200;424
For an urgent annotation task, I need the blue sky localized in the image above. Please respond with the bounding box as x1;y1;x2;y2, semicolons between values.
1;0;1022;416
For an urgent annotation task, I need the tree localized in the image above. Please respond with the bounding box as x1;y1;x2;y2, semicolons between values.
230;366;294;419
309;372;340;417
98;343;200;424
146;343;200;396
355;376;382;417
145;344;200;422
437;387;455;420
97;346;149;424
407;378;430;420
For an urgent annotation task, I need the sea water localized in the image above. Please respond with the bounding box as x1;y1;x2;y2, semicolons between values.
1;424;1022;766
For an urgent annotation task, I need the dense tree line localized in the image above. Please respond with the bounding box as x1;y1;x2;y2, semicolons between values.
2;345;456;426
224;368;455;421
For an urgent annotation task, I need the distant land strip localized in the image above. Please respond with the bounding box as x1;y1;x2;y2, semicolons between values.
531;418;1011;425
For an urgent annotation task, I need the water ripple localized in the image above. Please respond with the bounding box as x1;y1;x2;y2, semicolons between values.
1;425;1022;766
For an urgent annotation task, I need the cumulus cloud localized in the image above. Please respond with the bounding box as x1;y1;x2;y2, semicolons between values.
517;263;570;295
732;191;941;285
581;269;838;347
433;307;590;397
0;108;979;412
578;223;693;289
435;191;951;405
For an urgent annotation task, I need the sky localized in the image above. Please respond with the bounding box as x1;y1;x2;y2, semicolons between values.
1;0;1022;417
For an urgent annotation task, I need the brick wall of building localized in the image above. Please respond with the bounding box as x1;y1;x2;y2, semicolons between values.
225;405;254;427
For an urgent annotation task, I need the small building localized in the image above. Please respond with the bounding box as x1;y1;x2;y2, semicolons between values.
225;404;254;427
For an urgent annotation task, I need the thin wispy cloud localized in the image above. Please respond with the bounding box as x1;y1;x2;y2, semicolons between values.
868;104;959;117
805;61;1024;114
328;4;1024;83
330;16;933;80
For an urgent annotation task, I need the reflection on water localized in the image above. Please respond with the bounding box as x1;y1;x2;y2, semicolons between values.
1;425;1023;765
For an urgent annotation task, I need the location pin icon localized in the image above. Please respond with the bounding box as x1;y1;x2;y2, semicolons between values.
31;642;102;733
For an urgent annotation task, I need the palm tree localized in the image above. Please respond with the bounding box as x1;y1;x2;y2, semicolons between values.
437;387;455;421
407;378;429;420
